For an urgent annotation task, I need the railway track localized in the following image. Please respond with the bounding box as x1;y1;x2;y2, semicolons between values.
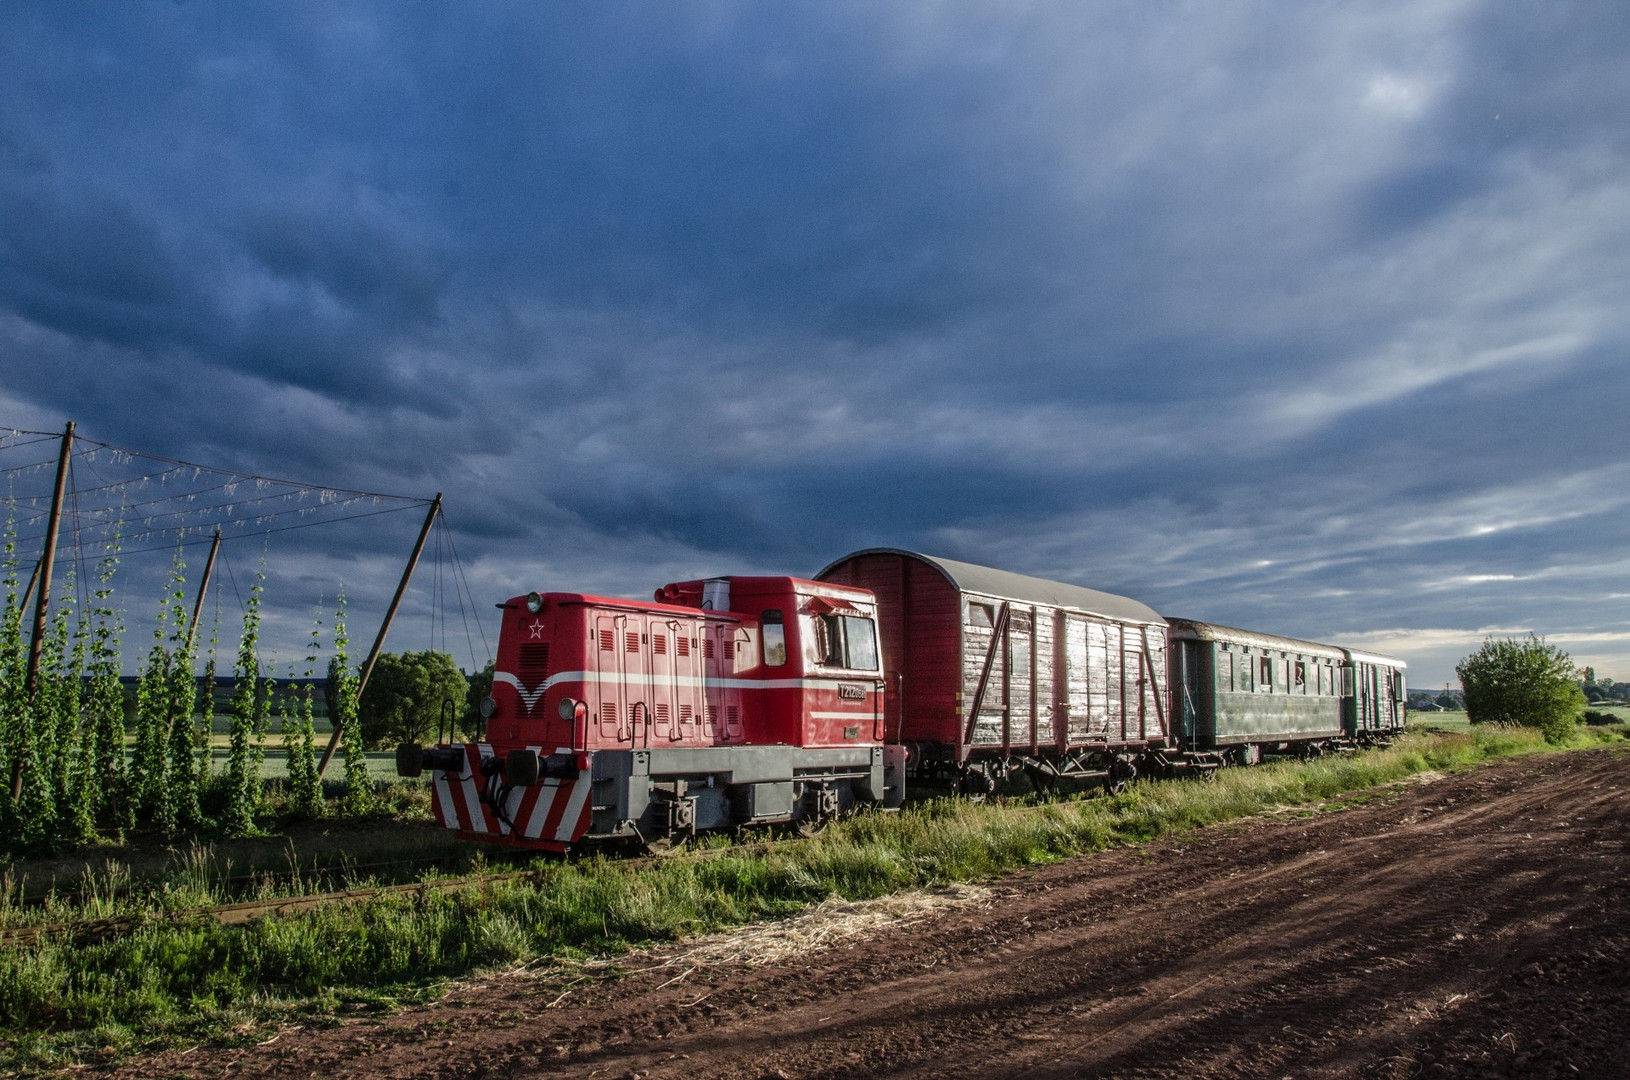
0;824;845;950
0;768;1333;952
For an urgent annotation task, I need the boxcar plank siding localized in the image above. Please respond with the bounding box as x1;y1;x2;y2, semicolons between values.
818;549;1170;764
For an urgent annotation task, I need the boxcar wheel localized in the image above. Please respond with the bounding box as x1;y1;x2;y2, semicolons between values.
1104;758;1138;795
957;764;997;801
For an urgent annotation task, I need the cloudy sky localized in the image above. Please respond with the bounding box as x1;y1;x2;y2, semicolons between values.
2;1;1627;689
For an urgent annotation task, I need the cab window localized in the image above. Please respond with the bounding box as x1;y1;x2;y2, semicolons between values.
818;614;879;671
761;610;787;667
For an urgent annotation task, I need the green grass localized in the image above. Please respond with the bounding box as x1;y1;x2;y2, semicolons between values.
1;723;1623;1071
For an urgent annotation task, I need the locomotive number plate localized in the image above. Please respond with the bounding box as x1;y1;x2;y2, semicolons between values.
837;683;867;700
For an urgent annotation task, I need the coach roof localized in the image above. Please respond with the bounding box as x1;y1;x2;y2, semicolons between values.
1165;617;1345;659
818;549;1165;626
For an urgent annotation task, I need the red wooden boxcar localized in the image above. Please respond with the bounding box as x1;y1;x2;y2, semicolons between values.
817;549;1197;792
399;575;904;850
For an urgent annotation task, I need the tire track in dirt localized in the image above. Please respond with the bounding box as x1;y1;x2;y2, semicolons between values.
119;748;1629;1080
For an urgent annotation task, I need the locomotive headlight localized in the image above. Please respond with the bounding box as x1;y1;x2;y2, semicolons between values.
525;591;544;613
557;696;578;721
479;695;498;719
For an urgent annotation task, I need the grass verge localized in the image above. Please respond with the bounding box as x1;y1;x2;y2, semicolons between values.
1;723;1622;1071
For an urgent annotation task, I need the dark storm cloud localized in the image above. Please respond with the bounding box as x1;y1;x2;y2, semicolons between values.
1;1;1628;685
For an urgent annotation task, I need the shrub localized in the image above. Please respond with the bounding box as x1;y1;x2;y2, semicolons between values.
1455;634;1585;744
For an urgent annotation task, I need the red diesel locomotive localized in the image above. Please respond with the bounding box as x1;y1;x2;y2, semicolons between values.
398;574;905;850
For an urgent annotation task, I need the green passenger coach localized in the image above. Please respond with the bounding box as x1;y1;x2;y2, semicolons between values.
1168;618;1352;763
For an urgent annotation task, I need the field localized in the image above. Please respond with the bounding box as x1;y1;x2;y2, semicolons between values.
113;740;1625;1080
0;722;1623;1076
1413;703;1630;728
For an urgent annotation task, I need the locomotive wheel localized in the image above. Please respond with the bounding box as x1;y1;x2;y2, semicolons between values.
795;816;830;839
642;834;689;857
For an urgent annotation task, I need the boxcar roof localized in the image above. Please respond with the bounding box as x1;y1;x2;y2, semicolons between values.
818;549;1165;626
1165;617;1345;659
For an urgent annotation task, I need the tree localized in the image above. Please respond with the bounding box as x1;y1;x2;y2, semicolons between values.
1455;635;1586;743
356;650;468;748
463;660;495;741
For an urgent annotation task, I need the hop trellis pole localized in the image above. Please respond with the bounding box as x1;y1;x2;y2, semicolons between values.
11;421;71;801
318;492;443;776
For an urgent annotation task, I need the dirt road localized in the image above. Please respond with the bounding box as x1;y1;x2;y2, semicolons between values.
123;748;1628;1079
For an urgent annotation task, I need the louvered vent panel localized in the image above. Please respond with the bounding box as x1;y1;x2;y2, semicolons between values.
655;703;670;724
600;701;618;727
599;630;615;652
653;634;667;655
677;636;691;657
679;704;693;724
704;639;715;659
706;705;719;729
722;639;734;660
518;643;550;681
625;631;640;653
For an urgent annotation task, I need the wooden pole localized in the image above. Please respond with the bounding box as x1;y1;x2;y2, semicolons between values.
318;493;442;775
18;560;40;620
185;529;223;655
13;421;73;799
164;528;222;744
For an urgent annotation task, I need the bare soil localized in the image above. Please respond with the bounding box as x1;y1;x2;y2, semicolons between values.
117;748;1629;1079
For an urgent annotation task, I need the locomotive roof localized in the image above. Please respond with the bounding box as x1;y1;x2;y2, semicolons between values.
819;549;1164;626
1165;617;1345;658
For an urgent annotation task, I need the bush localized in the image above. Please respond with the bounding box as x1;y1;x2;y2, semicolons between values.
354;650;469;748
1455;635;1585;743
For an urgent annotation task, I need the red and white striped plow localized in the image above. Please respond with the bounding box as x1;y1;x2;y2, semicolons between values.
429;744;594;849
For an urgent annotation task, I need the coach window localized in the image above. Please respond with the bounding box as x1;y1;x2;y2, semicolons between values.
761;610;787;667
1293;660;1306;695
969;602;995;628
1259;656;1273;692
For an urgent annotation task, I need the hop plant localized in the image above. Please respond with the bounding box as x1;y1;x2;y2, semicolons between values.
84;536;128;832
331;590;372;817
223;571;266;836
283;603;325;820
